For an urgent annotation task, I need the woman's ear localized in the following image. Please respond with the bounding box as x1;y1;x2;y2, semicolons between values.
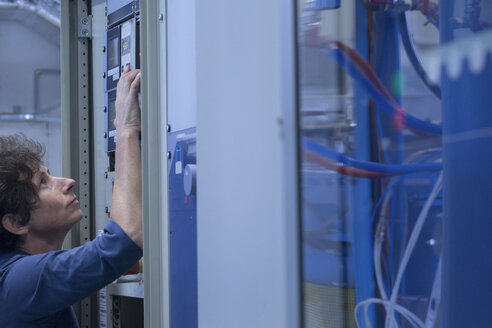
1;214;28;236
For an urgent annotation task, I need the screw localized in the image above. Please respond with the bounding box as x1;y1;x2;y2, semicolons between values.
158;13;164;22
166;124;171;132
82;29;89;36
81;17;88;25
167;151;171;159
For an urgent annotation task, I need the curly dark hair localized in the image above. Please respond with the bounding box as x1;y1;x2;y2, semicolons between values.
0;134;45;251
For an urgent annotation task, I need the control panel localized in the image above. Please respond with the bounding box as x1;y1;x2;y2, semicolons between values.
104;0;140;153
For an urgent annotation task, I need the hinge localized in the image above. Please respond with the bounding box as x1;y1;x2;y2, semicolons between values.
78;15;93;39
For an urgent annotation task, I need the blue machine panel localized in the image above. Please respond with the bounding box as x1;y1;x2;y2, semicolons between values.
168;128;197;328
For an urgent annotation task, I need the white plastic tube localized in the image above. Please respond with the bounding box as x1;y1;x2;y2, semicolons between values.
355;298;425;328
424;257;442;328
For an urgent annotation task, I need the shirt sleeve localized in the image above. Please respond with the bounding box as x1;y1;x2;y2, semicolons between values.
1;219;142;318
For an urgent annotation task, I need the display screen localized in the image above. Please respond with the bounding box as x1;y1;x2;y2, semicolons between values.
187;142;196;154
121;20;133;70
108;37;120;69
109;99;116;132
121;36;131;56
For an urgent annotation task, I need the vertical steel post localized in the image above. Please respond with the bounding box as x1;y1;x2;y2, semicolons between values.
352;2;374;326
141;0;171;327
61;0;94;326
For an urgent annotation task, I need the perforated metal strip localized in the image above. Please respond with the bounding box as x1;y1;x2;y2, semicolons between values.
77;0;92;327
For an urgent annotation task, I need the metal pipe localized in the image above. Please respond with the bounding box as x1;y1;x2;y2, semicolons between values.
0;113;60;123
0;0;60;28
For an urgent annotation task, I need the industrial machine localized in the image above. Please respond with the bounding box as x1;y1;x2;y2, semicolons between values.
297;0;492;327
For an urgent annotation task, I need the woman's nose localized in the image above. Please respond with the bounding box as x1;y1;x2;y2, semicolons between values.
59;177;76;194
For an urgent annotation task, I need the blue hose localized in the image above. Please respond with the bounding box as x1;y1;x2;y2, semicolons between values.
302;137;443;174
325;47;442;135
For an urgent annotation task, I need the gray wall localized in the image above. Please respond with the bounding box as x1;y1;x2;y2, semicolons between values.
0;18;61;176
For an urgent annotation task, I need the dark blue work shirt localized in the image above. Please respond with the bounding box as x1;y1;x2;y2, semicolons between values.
0;220;142;328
